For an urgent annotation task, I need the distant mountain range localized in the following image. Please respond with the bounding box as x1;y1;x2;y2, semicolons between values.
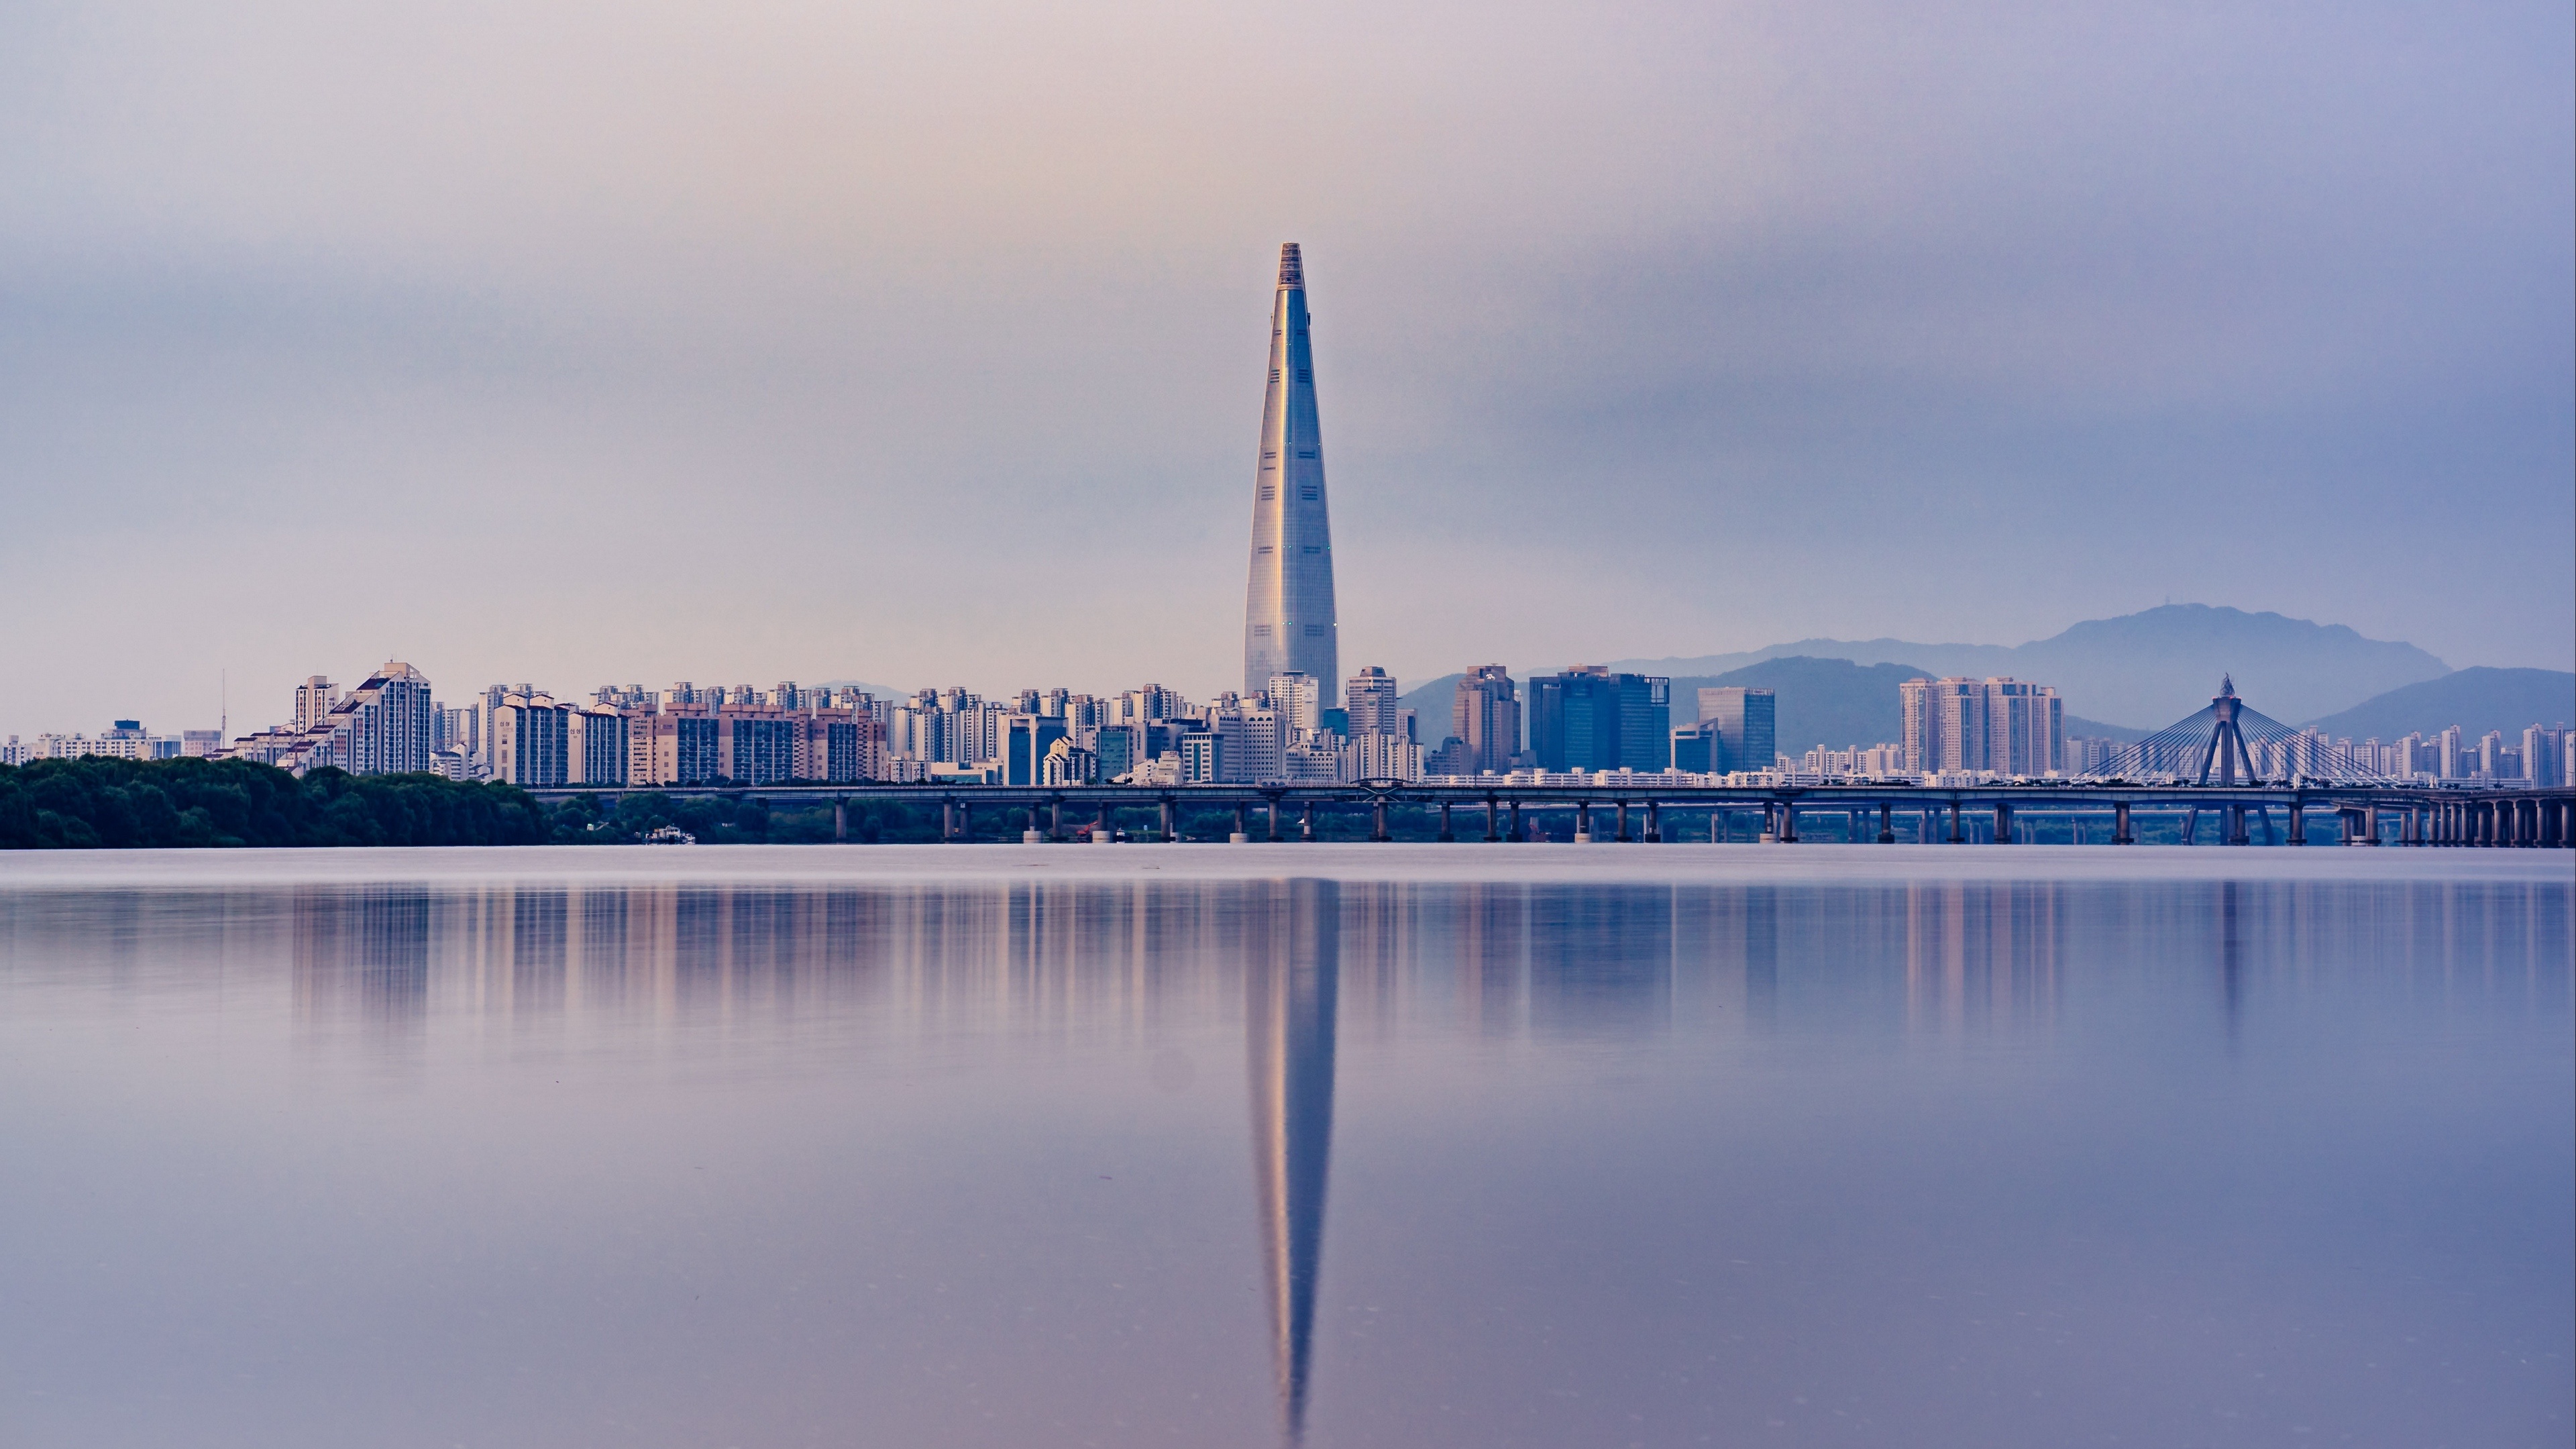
1395;656;2146;755
1664;658;1931;753
2302;667;2575;742
1386;604;2549;753
1600;604;2449;728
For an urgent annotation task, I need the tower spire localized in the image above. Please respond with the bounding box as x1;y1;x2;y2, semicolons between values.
1243;244;1340;706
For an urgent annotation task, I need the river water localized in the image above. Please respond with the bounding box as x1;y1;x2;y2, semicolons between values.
0;847;2567;1448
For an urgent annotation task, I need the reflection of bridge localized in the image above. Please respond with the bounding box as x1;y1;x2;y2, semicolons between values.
525;778;2575;848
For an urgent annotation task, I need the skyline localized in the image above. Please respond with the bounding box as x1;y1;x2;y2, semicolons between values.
2;2;2569;740
0;596;2557;747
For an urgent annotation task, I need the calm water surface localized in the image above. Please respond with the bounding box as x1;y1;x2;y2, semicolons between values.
0;847;2567;1448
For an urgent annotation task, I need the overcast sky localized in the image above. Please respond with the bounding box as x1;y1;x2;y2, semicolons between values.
2;0;2569;735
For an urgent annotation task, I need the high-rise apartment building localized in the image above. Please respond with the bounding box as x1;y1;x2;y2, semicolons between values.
1272;672;1328;737
2526;724;2569;786
1696;687;1777;775
1451;665;1519;774
568;708;628;786
632;713;721;786
294;677;337;731
1899;677;2061;776
490;691;570;787
1984;678;2063;776
1242;244;1340;707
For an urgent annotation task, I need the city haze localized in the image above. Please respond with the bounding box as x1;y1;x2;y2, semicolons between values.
2;1;2569;736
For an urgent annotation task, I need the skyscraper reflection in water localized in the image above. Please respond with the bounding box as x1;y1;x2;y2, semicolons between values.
10;863;2553;1447
1242;879;1337;1444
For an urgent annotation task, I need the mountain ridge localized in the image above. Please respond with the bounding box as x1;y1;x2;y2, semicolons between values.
1598;604;2447;727
2301;667;2574;743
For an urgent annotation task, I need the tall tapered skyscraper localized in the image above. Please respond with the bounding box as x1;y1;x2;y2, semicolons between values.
1244;244;1340;706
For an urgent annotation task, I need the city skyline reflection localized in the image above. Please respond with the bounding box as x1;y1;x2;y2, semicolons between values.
0;864;2563;1447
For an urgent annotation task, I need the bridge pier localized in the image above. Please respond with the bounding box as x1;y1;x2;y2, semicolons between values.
1232;802;1249;844
1302;800;1316;842
2113;800;2133;844
1438;801;1454;843
1267;795;1282;843
1509;799;1523;842
2228;802;2247;846
1372;794;1391;843
1992;802;2012;845
1779;802;1799;844
1615;800;1631;843
1646;800;1662;843
1024;805;1043;845
1947;800;1964;844
2284;798;2302;845
1159;796;1176;843
834;798;847;843
1574;801;1593;844
1485;795;1500;843
1878;802;1894;843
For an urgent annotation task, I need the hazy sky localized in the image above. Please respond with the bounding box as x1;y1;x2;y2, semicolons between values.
3;0;2569;735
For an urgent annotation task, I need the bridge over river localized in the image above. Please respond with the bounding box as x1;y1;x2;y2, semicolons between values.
523;780;2576;849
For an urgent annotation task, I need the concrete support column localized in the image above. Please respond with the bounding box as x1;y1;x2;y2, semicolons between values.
1024;806;1043;845
833;798;847;843
1509;800;1523;842
2365;804;2381;845
1438;801;1454;843
1232;802;1249;844
1485;796;1500;843
2285;798;2302;845
1646;801;1662;843
1878;802;1895;843
1780;804;1799;844
1301;800;1316;842
1267;797;1281;843
2228;802;2247;846
1849;808;1864;843
958;801;972;842
2114;800;2133;844
1159;796;1176;843
1948;800;1964;844
1993;801;2012;845
1574;802;1593;844
1051;798;1065;843
1615;800;1631;843
1371;794;1390;843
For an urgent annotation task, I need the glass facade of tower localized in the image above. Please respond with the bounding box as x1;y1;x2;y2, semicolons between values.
1242;244;1340;707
